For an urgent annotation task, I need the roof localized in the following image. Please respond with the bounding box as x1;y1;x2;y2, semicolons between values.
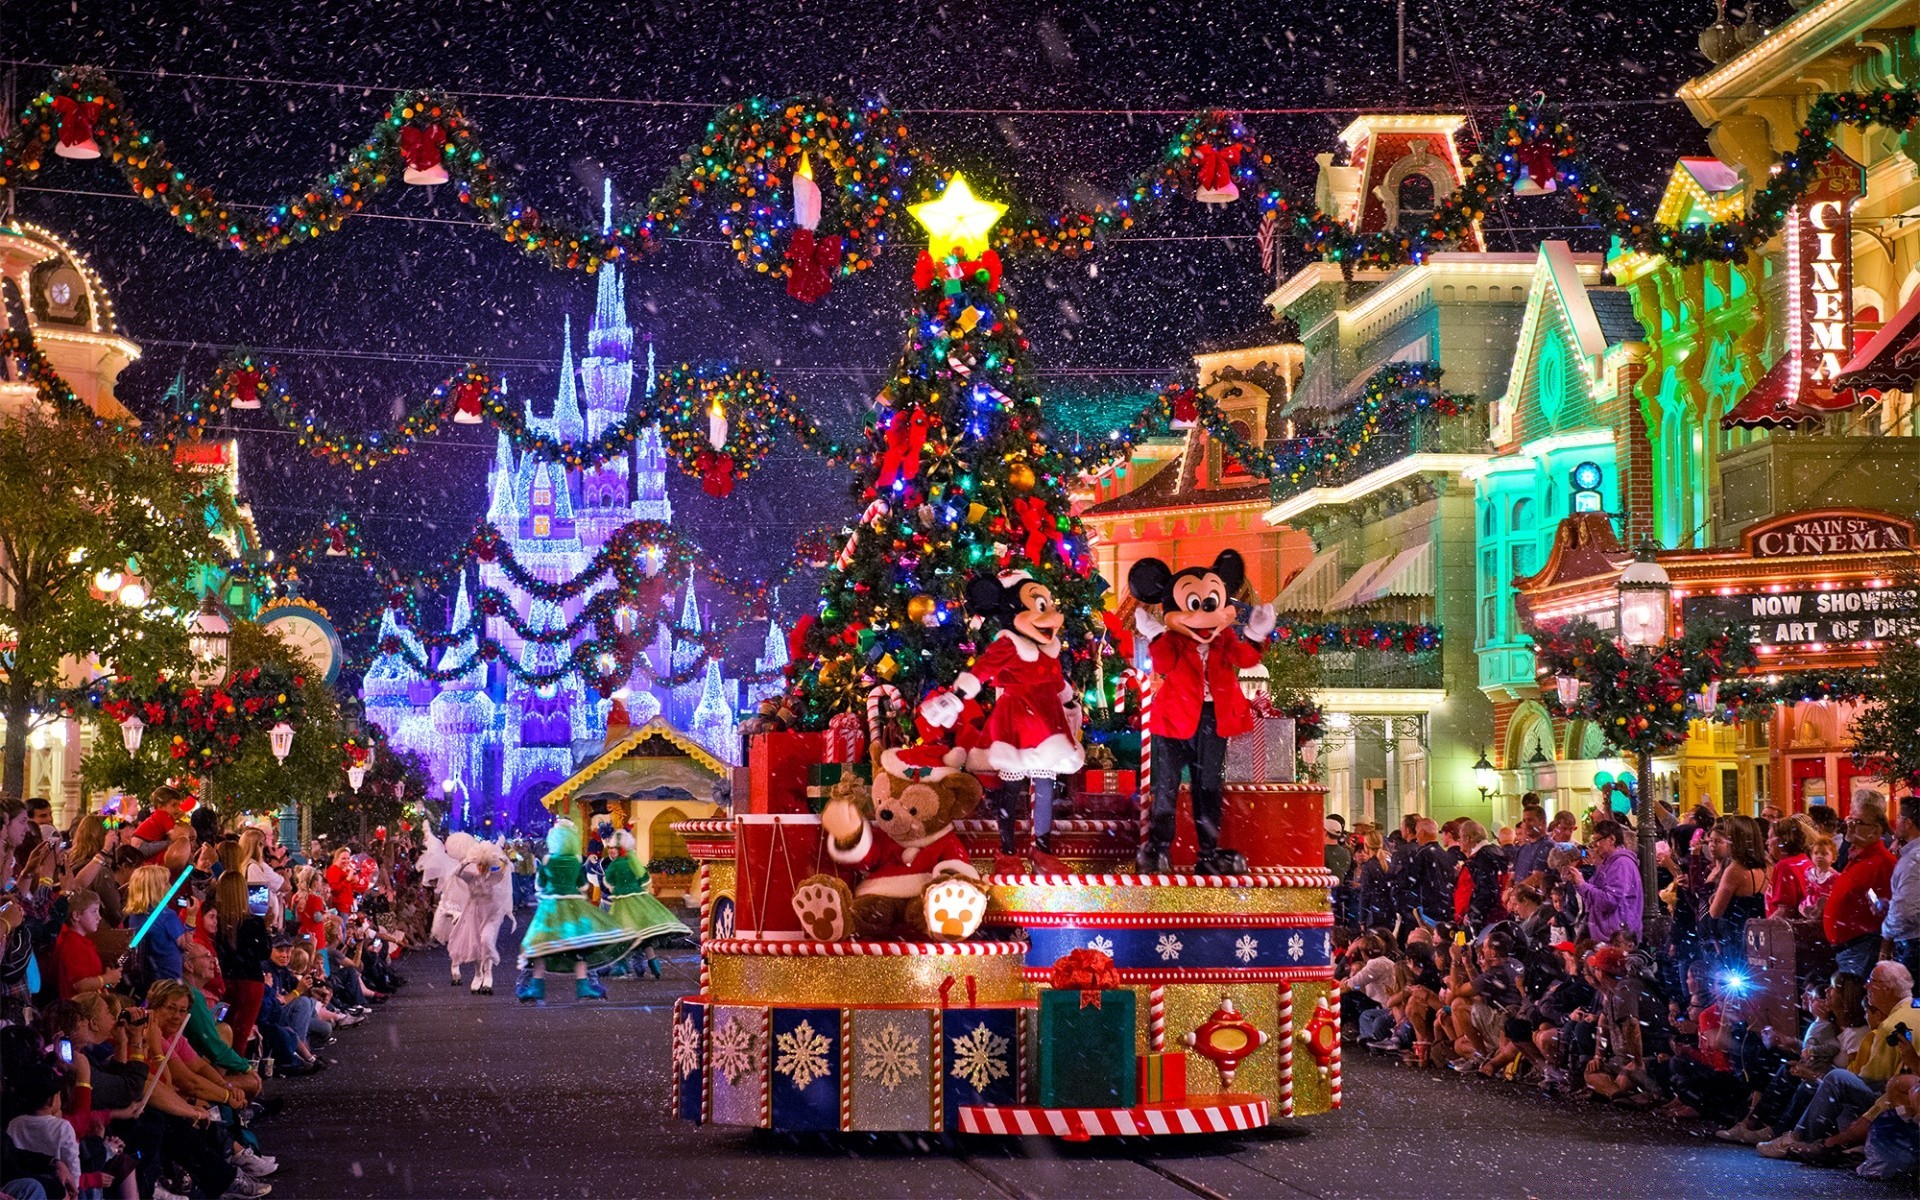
539;716;728;812
1838;284;1920;392
1587;291;1645;346
1080;452;1270;517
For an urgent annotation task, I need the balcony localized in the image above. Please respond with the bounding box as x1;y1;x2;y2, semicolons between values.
1269;409;1490;507
1314;647;1445;691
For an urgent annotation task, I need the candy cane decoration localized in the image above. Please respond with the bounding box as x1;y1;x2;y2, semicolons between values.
1277;984;1295;1117
947;353;1013;407
866;683;904;745
696;862;712;995
1328;979;1343;1109
1148;985;1167;1052
760;1006;774;1129
1137;676;1154;847
840;1006;855;1131
931;1008;946;1132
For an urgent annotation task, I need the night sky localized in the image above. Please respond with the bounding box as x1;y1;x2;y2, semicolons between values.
3;0;1739;679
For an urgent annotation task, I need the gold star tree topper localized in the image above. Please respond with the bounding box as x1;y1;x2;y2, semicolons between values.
910;173;1006;260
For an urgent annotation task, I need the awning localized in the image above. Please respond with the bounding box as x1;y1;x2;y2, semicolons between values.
1322;555;1392;612
1837;285;1920;393
1272;549;1344;613
1349;543;1434;607
1719;358;1873;430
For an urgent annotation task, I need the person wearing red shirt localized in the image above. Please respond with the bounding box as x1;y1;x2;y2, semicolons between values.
324;846;361;915
1824;799;1896;976
1766;816;1814;920
128;785;190;862
52;889;118;1000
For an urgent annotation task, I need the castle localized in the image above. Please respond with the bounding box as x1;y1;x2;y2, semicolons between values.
362;194;780;832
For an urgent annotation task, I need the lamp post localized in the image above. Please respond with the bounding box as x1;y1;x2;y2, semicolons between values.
187;595;231;687
1616;541;1672;921
1473;748;1498;811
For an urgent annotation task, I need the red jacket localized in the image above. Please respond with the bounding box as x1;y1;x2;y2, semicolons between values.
1146;629;1265;739
1825;838;1895;945
828;822;977;900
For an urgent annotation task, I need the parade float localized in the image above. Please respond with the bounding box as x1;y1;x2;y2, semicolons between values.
667;171;1339;1139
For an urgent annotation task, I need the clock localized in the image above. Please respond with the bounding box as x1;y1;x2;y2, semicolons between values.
1571;461;1603;491
259;600;344;685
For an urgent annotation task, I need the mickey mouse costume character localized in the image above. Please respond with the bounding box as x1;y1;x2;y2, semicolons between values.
1128;549;1276;875
922;571;1084;872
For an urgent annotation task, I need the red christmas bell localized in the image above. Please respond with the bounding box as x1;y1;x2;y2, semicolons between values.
229;369;262;411
452;378;486;425
51;96;103;159
398;125;450;186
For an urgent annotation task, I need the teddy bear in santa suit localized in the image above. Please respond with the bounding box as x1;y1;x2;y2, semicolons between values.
1128;549;1276;875
922;570;1084;873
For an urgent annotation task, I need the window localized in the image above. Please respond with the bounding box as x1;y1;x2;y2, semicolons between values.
533;515;551;537
1397;174;1436;232
532;486;552;508
1482;505;1499;537
1511;544;1535;578
1482;550;1499;588
1510;498;1536;533
1537;347;1565;425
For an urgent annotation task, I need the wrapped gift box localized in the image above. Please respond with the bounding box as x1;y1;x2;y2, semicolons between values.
1036;988;1136;1108
1224;716;1296;784
746;731;824;815
1137;1051;1188;1104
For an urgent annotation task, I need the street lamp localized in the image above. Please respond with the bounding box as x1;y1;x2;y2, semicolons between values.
347;764;366;792
118;714;145;755
187;595;231;686
269;722;295;764
1615;540;1672;923
1473;748;1497;805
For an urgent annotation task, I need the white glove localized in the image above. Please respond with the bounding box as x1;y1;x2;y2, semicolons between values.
1134;606;1166;640
920;688;964;730
1245;602;1277;642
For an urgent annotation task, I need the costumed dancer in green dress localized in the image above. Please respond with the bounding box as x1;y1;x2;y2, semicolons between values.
604;829;690;980
516;819;638;1004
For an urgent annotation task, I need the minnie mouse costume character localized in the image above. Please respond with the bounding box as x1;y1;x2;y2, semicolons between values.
922;571;1084;871
1128;550;1276;875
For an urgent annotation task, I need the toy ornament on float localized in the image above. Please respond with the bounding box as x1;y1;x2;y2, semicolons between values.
668;173;1338;1137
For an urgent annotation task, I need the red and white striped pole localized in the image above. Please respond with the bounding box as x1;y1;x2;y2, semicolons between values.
1136;676;1153;856
1148;985;1167;1052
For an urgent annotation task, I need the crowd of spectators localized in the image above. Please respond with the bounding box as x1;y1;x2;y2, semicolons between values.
1328;791;1920;1183
0;790;430;1199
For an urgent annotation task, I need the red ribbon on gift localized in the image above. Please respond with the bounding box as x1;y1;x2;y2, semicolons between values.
823;711;866;764
1049;948;1121;1009
1247;693;1281;719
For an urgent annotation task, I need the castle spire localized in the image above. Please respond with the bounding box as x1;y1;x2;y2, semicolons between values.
601;177;613;237
678;566;702;636
552;315;585;441
486;431;518;524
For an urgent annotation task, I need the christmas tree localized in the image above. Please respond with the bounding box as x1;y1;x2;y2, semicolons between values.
790;174;1121;736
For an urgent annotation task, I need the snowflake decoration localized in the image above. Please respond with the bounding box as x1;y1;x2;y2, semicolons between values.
1086;935;1116;956
1235;934;1260;964
1287;932;1306;962
672;1013;702;1081
860;1021;923;1091
712;898;736;939
710;1012;759;1085
950;1022;1011;1092
775;1019;833;1091
1155;934;1183;962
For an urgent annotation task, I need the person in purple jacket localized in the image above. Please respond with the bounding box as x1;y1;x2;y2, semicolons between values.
1560;819;1642;942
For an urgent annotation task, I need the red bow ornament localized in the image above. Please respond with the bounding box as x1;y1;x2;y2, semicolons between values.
229;369;262;410
1195;144;1242;205
398;125;449;185
1049;948;1122;1008
1168;386;1199;428
452;378;486;424
695;448;736;497
326;526;350;557
1513;143;1559;196
51;96;104;159
876;405;932;487
785;228;844;303
1010;496;1058;564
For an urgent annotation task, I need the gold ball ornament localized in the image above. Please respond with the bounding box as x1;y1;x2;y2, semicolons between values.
907;594;937;624
1007;462;1037;493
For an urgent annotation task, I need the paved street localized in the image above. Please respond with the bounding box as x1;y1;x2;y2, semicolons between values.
265;942;1902;1199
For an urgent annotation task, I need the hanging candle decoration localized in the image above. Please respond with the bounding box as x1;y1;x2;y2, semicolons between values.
708;396;729;451
792;151;822;232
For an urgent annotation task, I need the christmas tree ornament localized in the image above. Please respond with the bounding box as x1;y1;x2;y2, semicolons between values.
906;594;936;625
50;95;103;158
1006;461;1036;493
908;172;1007;260
398;124;449;185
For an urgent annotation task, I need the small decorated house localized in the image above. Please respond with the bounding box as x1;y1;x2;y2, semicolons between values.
539;703;727;897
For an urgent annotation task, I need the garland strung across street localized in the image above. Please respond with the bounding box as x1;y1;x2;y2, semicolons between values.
8;68;1920;284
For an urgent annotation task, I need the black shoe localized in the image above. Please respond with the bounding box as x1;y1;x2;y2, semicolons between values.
1135;845;1172;874
1196;847;1249;876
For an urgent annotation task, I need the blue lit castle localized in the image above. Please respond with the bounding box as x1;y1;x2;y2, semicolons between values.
362;220;775;832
